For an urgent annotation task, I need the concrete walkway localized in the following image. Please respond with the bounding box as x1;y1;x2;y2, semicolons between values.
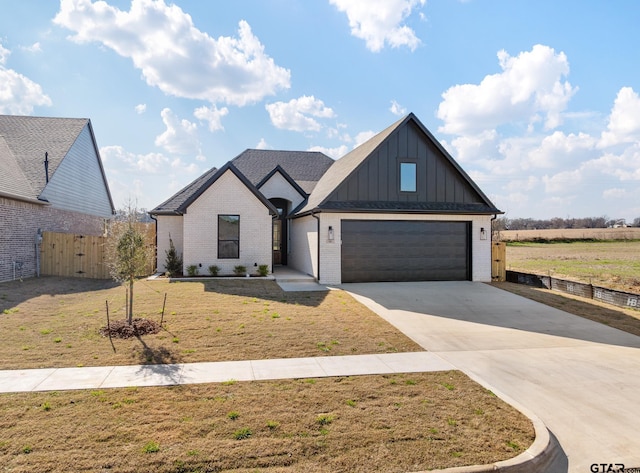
272;266;328;292
0;352;452;393
343;281;640;473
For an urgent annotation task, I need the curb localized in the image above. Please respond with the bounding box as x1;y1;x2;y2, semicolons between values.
423;375;560;473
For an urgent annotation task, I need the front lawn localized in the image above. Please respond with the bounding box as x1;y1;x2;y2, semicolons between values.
0;277;535;472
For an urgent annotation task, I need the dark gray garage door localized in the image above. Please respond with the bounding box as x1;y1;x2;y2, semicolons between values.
341;220;470;283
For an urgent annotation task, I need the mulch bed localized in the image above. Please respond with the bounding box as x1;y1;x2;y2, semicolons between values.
99;318;162;339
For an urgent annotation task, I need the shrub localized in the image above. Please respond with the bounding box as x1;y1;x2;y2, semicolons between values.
258;264;269;277
208;265;220;276
186;265;199;277
233;265;247;276
164;235;183;277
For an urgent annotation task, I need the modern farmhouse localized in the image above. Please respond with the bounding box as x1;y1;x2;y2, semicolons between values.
150;113;501;284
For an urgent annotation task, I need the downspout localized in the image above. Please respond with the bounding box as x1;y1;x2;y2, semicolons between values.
35;228;43;277
150;214;158;273
491;214;498;243
311;211;320;282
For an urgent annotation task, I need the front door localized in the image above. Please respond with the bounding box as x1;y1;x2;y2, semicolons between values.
270;198;288;265
273;219;282;264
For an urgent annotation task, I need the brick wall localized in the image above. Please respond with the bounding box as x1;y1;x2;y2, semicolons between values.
155;215;183;273
183;170;272;276
288;215;317;278
0;197;105;282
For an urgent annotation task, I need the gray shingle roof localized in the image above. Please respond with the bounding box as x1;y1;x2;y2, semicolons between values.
231;149;334;194
150;166;219;214
0;115;89;201
150;149;334;215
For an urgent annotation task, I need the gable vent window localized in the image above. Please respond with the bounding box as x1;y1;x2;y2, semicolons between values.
218;215;240;259
400;162;417;192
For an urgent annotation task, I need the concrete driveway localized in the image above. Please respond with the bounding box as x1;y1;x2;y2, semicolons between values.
342;282;640;473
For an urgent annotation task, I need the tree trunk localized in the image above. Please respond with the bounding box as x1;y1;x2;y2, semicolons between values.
128;278;134;325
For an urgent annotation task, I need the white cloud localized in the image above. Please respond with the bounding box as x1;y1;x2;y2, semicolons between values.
154;108;203;157
54;0;290;106
599;87;640;147
101;145;169;174
256;138;271;150
437;45;577;135
194;105;229;132
330;0;425;52
308;144;348;159
135;103;146;114
390;100;406;116
21;42;42;53
266;95;335;132
0;42;52;114
354;130;376;147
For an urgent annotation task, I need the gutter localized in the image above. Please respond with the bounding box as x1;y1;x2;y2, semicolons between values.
0;190;50;205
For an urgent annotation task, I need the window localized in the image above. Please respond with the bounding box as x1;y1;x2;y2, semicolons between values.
218;215;239;258
400;162;417;192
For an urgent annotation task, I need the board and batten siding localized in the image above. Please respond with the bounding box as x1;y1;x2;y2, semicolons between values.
39;125;112;218
328;121;483;205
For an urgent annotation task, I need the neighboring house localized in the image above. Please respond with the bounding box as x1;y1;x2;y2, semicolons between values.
150;113;501;284
0;115;115;282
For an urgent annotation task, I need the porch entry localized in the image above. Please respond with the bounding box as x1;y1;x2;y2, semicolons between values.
270;198;289;265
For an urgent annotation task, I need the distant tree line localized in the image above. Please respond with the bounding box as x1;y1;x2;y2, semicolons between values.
113;208;154;223
493;216;640;231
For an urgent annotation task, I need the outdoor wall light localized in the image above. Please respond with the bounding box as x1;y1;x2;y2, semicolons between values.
328;225;334;242
480;227;487;240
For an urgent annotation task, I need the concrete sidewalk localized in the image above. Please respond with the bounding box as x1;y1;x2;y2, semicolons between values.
0;352;453;393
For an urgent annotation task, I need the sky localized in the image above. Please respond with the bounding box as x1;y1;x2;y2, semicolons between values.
1;0;639;222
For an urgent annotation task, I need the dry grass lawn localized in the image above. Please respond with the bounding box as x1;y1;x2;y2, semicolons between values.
0;277;420;370
0;277;535;472
0;372;533;473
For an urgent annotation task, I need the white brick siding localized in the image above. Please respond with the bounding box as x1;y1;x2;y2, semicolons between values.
155;215;183;273
257;172;305;210
288;215;318;278
182;170;272;276
315;213;493;285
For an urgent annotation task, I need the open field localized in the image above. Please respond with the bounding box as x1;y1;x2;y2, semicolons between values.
506;240;640;294
499;226;640;241
0;277;535;472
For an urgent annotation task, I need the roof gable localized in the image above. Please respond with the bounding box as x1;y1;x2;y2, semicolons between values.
150;162;277;216
0;115;88;198
0;115;114;212
231;149;334;194
297;113;500;215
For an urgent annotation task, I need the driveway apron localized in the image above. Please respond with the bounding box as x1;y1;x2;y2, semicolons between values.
342;281;640;473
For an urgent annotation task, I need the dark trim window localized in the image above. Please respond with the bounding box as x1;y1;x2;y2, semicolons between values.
400;162;417;192
218;215;239;259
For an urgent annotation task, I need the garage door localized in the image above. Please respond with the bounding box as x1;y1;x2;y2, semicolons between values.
341;220;470;283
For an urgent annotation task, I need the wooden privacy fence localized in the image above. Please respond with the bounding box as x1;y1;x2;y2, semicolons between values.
491;241;506;282
40;225;155;279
